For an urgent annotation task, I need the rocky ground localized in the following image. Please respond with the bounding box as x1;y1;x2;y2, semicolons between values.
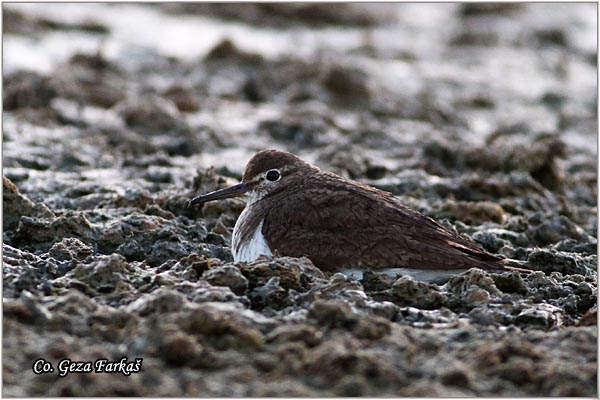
2;3;597;397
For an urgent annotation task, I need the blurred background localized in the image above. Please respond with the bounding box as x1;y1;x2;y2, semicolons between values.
3;4;598;397
3;3;597;173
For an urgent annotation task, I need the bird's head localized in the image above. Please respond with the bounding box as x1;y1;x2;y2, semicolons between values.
189;149;318;206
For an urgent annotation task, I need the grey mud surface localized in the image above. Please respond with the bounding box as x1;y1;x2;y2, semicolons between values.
3;3;598;396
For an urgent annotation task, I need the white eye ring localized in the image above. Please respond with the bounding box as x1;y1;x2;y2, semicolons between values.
265;169;281;182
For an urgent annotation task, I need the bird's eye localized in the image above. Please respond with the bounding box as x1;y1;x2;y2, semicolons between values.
265;169;281;182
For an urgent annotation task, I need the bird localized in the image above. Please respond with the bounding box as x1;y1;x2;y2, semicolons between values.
190;149;513;281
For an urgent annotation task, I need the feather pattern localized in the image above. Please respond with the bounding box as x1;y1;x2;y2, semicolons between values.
196;149;505;273
257;162;504;272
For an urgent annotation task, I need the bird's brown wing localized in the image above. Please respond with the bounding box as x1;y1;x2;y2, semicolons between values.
261;179;504;272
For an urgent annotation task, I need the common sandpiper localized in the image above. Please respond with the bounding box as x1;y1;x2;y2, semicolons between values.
190;149;513;281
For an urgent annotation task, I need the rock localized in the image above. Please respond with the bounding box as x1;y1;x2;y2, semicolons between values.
14;211;96;249
117;96;188;136
51;52;126;108
515;303;563;328
440;200;506;224
48;238;94;262
180;304;265;350
459;3;522;16
45;289;103;334
3;70;57;110
487;359;537;385
574;281;594;296
324;150;365;179
97;213;209;267
162;85;200;113
165;3;387;27
258;115;329;148
189;281;248;306
304;338;401;389
333;375;368;396
528;215;590;246
266;324;322;347
322;64;371;107
471;231;508;253
443;269;502;311
242;73;269;103
204;38;263;64
203;265;249;295
464;286;490;306
465;134;567;190
361;271;395;292
170;254;220;281
351;315;391;340
299;273;366;305
476;228;530;247
468;307;498;326
445;269;501;296
36;17;108;34
125;288;188;316
53;254;151;299
439;362;473;388
526;270;559;288
3;291;51;324
160;330;203;366
491;271;529;295
248;379;319;397
307;299;359;330
533;28;568;48
526;249;591;276
391;276;446;309
247;277;289;310
115;238;145;261
239;256;325;292
3;176;55;233
553;239;597;254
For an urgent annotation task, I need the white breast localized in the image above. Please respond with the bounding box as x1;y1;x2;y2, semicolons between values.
231;207;272;262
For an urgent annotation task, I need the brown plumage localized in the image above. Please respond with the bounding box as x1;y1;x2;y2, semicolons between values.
191;149;506;273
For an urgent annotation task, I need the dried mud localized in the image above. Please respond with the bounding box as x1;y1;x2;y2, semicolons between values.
3;3;597;397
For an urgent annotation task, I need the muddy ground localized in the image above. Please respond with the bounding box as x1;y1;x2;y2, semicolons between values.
2;3;597;397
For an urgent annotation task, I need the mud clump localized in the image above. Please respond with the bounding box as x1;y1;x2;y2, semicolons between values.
465;134;567;190
117;96;191;138
51;52;126;109
439;200;506;224
526;249;594;277
322;64;372;107
162;3;389;27
204;38;264;65
390;276;447;309
162;85;200;113
3;71;57;110
259;116;330;148
491;271;529;295
203;265;249;295
3;176;55;233
239;256;325;291
3;3;597;397
14;212;96;251
527;215;591;246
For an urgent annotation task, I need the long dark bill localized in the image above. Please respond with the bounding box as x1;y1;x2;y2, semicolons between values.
189;183;248;206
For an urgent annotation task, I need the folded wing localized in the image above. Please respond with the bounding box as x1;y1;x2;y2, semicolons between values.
262;176;504;272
